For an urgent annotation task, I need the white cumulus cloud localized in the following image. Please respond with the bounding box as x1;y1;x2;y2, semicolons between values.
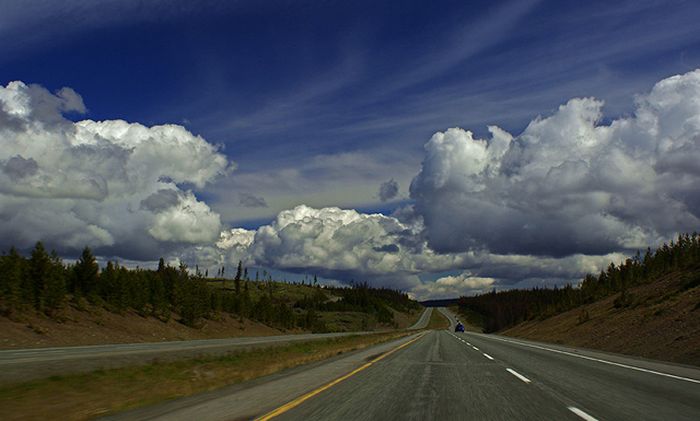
410;69;700;257
0;81;231;258
412;273;495;300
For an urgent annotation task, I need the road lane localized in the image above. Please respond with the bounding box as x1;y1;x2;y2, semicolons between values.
409;306;432;330
442;307;700;420
454;331;700;420
99;306;700;420
102;332;426;421
273;329;576;420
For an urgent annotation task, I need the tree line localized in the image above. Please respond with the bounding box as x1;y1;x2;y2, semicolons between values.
458;232;700;332
0;243;416;331
293;281;420;327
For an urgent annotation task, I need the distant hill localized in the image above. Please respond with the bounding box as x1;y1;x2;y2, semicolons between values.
455;233;700;366
420;298;460;307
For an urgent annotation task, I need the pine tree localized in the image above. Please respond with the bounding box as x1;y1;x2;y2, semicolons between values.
74;246;99;301
0;247;26;312
43;251;66;314
29;242;51;311
235;261;242;295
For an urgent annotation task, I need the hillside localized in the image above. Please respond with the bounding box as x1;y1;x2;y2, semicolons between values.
503;269;700;366
0;245;422;349
0;281;422;349
455;233;700;366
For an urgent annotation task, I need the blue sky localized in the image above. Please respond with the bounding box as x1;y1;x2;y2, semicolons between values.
4;0;700;225
2;0;700;298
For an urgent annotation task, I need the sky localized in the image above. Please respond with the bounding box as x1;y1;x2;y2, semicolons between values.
1;0;700;299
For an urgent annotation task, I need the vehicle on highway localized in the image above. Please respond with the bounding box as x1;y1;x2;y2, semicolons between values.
455;322;465;332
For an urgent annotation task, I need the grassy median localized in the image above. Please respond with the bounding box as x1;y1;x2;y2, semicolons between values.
0;331;414;421
426;308;450;330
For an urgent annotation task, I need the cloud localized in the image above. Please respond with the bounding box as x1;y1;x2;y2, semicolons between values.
378;178;399;202
410;69;700;257
140;189;181;212
0;80;231;258
211;205;425;290
205;203;624;299
6;69;699;301
207;149;419;224
203;70;700;299
238;192;268;208
148;192;221;243
3;155;38;181
411;273;495;300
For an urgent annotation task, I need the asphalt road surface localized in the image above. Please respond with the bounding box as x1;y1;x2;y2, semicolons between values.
108;307;700;421
0;307;431;382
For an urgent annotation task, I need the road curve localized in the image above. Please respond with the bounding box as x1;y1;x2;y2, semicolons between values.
107;307;700;420
0;307;431;382
408;306;432;330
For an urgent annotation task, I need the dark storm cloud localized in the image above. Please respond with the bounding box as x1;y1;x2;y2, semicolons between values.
373;244;399;253
238;192;268;208
378;178;399;202
3;155;38;180
140;189;181;212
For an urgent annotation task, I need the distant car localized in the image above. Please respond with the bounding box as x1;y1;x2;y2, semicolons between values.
455;322;465;332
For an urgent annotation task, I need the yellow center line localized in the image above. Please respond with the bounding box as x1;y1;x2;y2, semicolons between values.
255;332;427;421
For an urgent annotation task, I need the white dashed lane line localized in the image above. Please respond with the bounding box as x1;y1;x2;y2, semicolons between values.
474;334;700;384
568;406;599;421
506;368;531;384
448;327;602;419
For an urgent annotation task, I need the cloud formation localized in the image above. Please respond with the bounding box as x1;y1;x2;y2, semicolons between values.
210;203;624;298
0;81;230;258
4;69;700;300
411;273;495;300
238;192;268;208
410;69;700;258
378;178;399;202
210;69;700;299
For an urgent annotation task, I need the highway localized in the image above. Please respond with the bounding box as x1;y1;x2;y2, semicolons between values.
107;307;700;421
0;307;432;383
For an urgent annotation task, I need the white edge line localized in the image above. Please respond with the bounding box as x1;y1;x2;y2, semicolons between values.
568;406;599;421
483;353;494;360
472;346;479;351
506;368;531;384
474;334;700;384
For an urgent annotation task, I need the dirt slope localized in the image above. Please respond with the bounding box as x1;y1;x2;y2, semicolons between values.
503;271;700;366
0;305;284;349
0;303;423;350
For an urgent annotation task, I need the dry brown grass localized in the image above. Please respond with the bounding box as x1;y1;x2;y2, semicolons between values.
426;308;450;330
0;304;284;350
0;331;414;421
1;298;420;350
503;270;700;366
